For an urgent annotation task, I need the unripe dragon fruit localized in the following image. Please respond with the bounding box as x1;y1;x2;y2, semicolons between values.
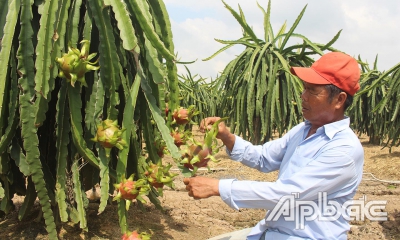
144;163;178;196
55;40;99;87
113;175;150;204
121;230;152;240
91;119;127;157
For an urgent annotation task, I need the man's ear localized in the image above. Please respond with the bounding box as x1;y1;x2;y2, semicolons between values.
335;92;347;109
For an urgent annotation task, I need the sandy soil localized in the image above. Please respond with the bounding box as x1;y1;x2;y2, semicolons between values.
0;133;399;240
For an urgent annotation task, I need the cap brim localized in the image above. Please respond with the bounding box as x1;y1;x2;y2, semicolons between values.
290;67;331;85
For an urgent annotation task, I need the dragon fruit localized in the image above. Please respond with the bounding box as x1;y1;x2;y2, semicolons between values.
181;144;213;169
170;130;187;148
91;119;127;157
144;163;178;196
171;105;199;125
179;117;228;176
55;40;99;87
113;175;150;205
121;230;151;240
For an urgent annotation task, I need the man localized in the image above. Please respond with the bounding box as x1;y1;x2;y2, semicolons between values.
183;52;364;240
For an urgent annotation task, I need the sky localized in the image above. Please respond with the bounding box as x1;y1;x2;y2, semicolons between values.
164;0;400;80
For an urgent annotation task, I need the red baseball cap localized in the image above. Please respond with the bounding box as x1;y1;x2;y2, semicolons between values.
290;52;360;96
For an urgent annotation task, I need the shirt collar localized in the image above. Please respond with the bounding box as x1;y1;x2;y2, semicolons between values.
304;117;350;140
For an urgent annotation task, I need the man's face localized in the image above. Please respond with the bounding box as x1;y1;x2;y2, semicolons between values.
301;82;339;126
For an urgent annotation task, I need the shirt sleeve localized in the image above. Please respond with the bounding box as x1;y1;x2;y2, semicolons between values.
220;148;360;210
226;134;289;173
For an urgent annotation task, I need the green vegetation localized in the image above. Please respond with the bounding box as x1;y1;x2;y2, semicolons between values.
0;0;399;238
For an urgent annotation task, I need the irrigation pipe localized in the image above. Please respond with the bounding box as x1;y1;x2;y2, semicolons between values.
362;172;400;184
170;168;228;172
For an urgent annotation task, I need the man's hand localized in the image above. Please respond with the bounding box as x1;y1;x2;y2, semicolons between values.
200;117;235;151
183;177;220;199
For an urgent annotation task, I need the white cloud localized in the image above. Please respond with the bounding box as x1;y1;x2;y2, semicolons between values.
164;0;221;10
166;0;400;79
171;16;244;78
338;1;400;69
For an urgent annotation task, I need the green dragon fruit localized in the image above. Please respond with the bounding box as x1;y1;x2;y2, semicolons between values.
144;163;178;196
92;119;127;157
55;40;99;87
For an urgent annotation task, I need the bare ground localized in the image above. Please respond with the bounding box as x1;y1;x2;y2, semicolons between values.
1;133;400;240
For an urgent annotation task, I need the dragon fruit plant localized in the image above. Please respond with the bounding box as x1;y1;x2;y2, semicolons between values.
1;0;183;237
55;40;100;87
121;230;152;240
179;117;228;176
113;175;151;210
92;119;127;157
144;163;178;196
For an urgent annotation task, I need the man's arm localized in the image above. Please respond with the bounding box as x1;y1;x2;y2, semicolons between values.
220;148;363;210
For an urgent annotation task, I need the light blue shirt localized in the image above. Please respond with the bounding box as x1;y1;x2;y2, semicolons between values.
219;117;364;240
